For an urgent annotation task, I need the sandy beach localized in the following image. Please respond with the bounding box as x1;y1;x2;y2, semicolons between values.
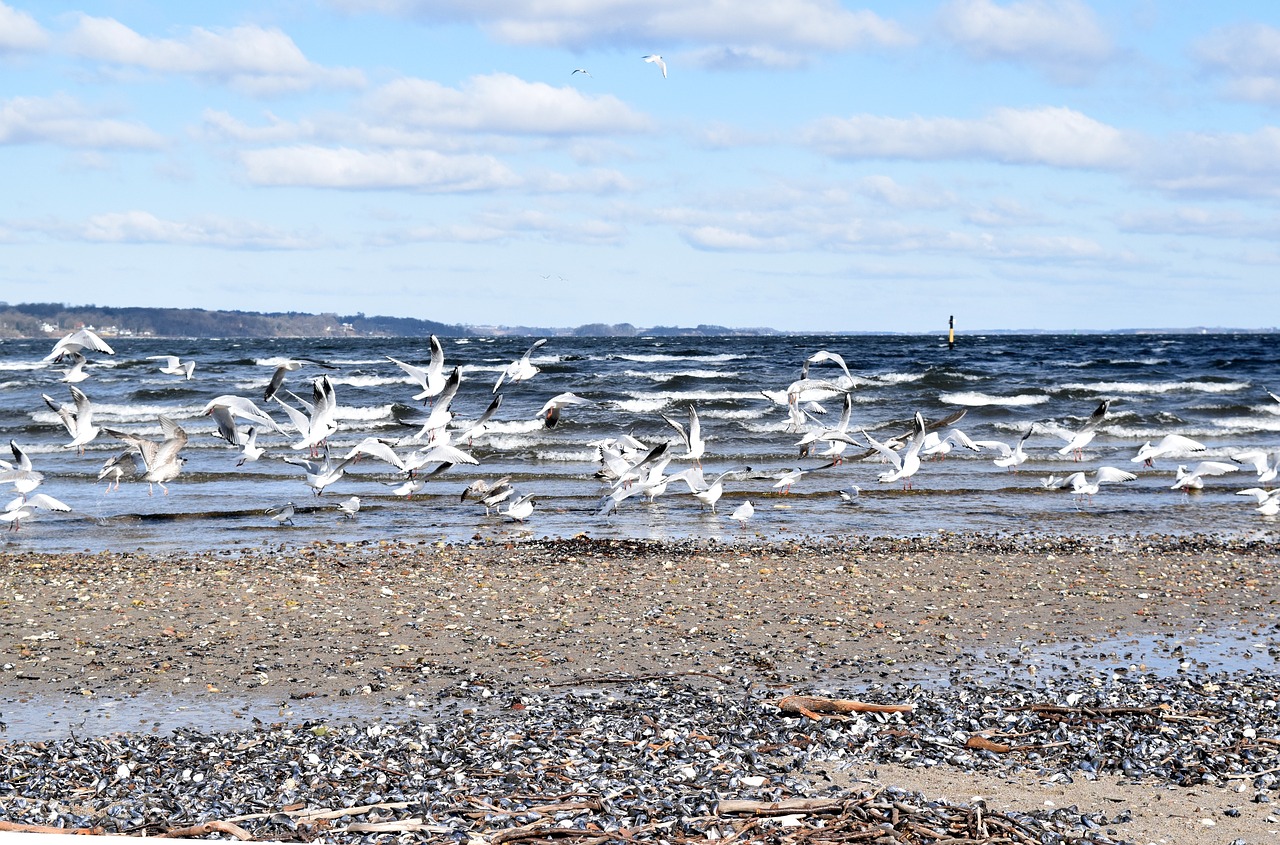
3;534;1279;843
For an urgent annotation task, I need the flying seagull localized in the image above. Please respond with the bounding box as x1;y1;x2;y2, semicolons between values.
104;416;190;496
44;327;114;362
572;68;591;77
642;54;667;78
493;339;547;393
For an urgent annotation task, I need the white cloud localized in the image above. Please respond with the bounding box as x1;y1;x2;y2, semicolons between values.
0;94;163;149
937;0;1112;79
332;0;912;62
1144;128;1280;198
1117;207;1280;239
66;15;365;95
374;209;626;246
684;226;791;251
1194;24;1280;106
0;2;48;53
240;145;522;192
7;210;326;249
857;175;957;210
804;106;1135;169
80;211;324;249
364;74;651;135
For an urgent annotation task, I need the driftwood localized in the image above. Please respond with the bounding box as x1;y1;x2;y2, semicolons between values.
964;735;1013;754
340;818;453;834
0;820;104;835
227;799;413;822
777;694;913;721
1014;703;1168;721
157;820;253;840
716;797;847;816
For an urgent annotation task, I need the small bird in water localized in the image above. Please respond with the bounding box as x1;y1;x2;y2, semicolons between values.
98;450;137;492
729;500;754;524
336;496;361;519
503;493;535;522
267;502;296;525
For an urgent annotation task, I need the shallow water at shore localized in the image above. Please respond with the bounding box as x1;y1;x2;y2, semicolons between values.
3;333;1279;551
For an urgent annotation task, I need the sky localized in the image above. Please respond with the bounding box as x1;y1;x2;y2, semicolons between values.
2;1;1280;333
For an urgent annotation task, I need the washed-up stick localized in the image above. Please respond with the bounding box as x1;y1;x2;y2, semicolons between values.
777;694;914;720
0;820;105;835
157;820;253;840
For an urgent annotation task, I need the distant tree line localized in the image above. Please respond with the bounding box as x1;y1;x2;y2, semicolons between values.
0;302;779;339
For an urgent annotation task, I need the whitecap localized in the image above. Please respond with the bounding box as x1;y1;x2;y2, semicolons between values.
874;372;924;385
534;449;600;463
612;353;741;364
1058;380;1249;395
0;361;45;371
940;391;1049;407
336;404;393;422
700;409;768;420
470;419;543;435
622;369;739;382
329;375;404;388
615;398;670;414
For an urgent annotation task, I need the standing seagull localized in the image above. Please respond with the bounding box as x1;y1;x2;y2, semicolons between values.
98;450;137;492
642;54;667;78
335;496;361;519
728;500;754;525
503;494;536;522
267;502;296;526
104;416;189;495
493;339;547;392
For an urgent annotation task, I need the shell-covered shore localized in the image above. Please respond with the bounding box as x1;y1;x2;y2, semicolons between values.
2;534;1279;843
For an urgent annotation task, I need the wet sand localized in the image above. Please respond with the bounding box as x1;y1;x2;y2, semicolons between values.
3;534;1279;843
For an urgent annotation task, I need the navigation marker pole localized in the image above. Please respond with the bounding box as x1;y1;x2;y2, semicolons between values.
948;315;955;350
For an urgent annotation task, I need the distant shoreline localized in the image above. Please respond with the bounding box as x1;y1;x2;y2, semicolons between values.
0;302;1272;339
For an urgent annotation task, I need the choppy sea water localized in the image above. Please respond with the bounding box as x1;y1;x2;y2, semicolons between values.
1;333;1278;552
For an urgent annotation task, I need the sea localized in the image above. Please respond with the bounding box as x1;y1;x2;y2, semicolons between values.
1;332;1277;553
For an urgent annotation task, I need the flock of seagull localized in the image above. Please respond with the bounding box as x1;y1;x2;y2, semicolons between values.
3;327;1280;533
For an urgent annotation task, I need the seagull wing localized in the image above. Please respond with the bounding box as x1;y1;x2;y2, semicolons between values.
1190;461;1238;479
70;386;94;429
25;492;71;512
860;429;902;470
387;355;430;389
1094;466;1137;485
